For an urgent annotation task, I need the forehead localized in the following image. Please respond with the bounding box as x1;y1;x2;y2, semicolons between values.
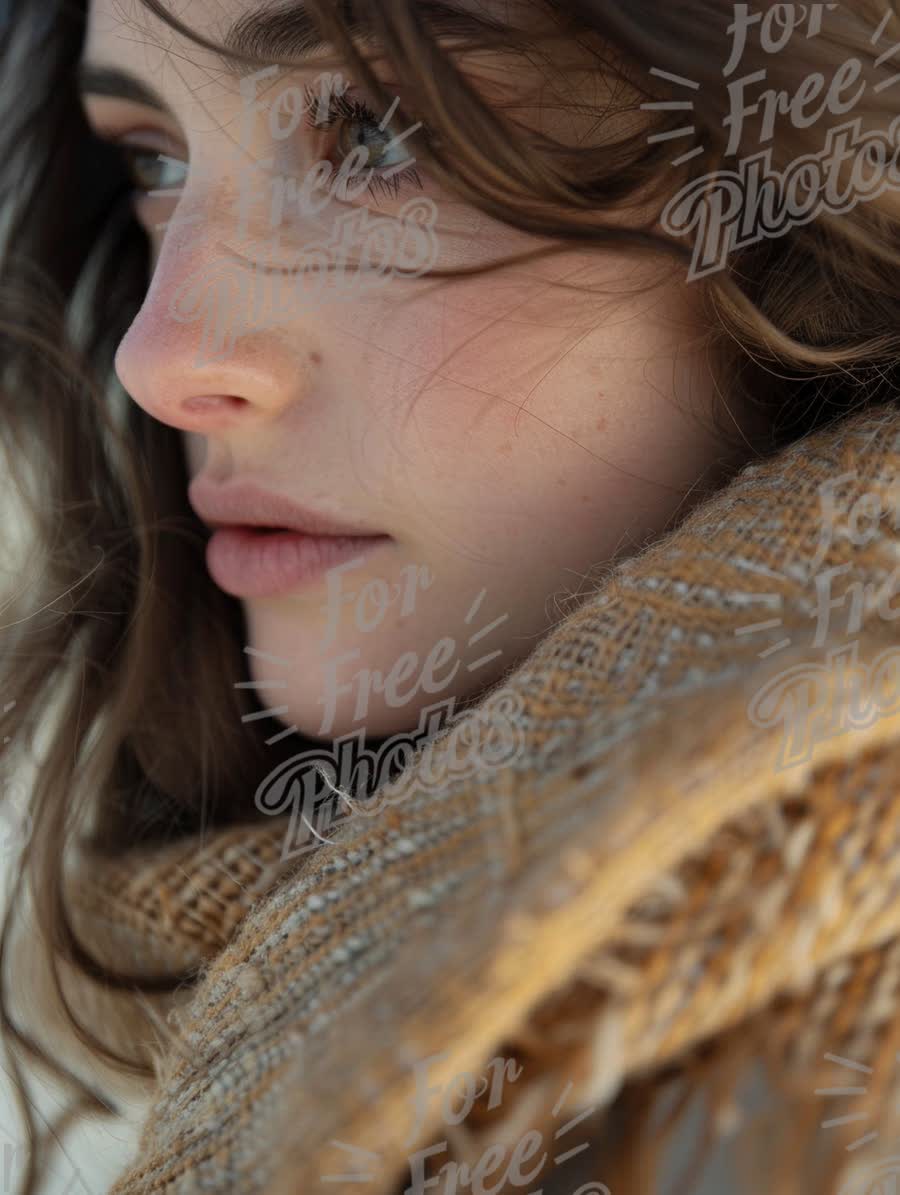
81;0;610;146
83;0;544;74
82;0;385;134
85;0;250;67
83;0;297;112
83;0;524;59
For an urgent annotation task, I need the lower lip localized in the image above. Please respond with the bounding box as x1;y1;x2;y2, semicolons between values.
206;527;392;598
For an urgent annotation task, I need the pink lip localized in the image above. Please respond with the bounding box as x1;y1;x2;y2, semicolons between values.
205;527;390;598
187;480;391;598
188;480;383;538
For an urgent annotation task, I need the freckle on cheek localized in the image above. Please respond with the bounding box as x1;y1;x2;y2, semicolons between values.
310;351;322;366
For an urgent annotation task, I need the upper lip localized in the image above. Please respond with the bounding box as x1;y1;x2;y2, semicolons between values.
187;480;386;538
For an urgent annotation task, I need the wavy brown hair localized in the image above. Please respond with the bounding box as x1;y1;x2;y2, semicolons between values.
0;0;899;1193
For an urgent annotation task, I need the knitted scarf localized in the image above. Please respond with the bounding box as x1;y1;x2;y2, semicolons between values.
56;403;900;1194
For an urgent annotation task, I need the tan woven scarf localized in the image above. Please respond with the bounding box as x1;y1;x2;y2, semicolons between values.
54;403;900;1194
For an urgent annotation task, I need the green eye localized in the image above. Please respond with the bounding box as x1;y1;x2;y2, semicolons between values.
303;87;425;201
335;113;413;172
120;147;187;193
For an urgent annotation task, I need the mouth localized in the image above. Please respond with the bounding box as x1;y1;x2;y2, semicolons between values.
188;478;384;537
187;479;392;598
204;524;392;599
211;523;299;535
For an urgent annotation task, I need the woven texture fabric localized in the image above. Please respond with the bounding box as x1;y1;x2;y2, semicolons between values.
64;404;900;1193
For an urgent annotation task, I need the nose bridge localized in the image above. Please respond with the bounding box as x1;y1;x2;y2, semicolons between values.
136;160;264;352
114;232;230;412
114;172;319;429
163;217;261;372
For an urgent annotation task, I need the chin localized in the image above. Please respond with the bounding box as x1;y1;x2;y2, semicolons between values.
285;692;458;746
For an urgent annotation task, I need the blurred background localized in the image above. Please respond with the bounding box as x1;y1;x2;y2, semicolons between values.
0;5;145;1193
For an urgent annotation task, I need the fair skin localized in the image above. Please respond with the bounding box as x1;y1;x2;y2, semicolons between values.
81;0;755;745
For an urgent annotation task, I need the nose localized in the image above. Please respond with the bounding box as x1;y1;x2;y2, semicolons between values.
114;210;320;435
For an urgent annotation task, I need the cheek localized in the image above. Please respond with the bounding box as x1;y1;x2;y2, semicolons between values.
382;272;721;567
393;386;623;567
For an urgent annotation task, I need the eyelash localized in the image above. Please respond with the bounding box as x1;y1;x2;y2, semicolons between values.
110;87;425;205
303;86;425;202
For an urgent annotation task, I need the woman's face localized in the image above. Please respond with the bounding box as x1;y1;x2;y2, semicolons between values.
82;0;752;743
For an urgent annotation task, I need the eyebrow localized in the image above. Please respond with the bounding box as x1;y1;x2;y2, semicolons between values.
78;1;490;105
